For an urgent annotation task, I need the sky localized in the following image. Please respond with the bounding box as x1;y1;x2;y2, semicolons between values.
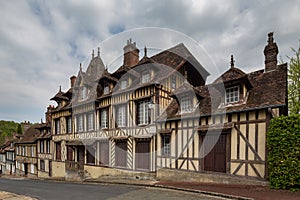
0;0;300;123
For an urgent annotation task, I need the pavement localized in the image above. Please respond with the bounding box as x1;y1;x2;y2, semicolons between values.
0;174;299;200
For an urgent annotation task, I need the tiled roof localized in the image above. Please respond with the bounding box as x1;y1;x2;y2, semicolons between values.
159;64;287;120
15;124;41;144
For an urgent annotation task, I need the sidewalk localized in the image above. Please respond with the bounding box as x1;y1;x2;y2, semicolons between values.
0;191;37;200
87;177;300;200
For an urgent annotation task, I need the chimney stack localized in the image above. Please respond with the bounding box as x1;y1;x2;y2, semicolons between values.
264;32;279;72
123;38;139;67
46;105;54;123
70;75;77;87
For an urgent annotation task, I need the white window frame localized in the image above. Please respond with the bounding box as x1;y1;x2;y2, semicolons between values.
55;119;60;134
120;80;128;90
101;109;108;128
171;75;176;89
31;146;34;157
67;117;72;133
81;87;87;100
181;97;192;113
46;140;50;153
225;86;239;104
77;115;84;132
40;141;44;153
117;105;126;127
87;113;94;131
138;100;149;125
162;135;171;156
103;85;110;94
142;71;150;83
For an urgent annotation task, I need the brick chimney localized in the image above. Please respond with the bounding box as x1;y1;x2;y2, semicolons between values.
264;32;279;72
45;105;54;123
70;75;76;87
123;38;139;67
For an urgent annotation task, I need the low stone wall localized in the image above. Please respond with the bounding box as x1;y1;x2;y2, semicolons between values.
84;165;156;180
38;170;50;178
157;168;268;186
51;161;65;178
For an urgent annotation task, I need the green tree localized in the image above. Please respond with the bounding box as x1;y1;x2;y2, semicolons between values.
17;124;23;134
288;42;300;114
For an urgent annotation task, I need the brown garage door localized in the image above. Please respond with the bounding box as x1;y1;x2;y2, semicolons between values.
203;134;226;173
135;141;150;170
115;140;127;167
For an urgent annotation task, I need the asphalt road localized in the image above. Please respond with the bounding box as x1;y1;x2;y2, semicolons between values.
0;178;225;200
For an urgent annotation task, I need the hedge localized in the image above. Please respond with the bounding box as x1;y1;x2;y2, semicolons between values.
267;114;300;191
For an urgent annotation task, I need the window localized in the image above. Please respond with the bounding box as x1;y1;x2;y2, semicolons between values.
66;117;72;133
120;80;128;90
77;115;84;132
40;160;45;171
87;113;94;131
46;140;50;153
103;85;110;94
142;71;150;83
100;109;108;128
116;105;126;127
181;97;192;113
225;86;239;104
40;141;44;153
137;100;149;125
162;135;171;156
55;119;60;134
31;146;34;157
171;75;176;89
81;87;88;100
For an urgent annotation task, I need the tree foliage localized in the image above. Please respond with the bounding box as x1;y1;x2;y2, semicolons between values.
288;42;300;114
0;120;20;145
267;115;300;191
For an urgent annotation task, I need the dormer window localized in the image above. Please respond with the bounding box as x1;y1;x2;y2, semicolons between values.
225;86;239;104
142;70;150;83
181;97;193;113
103;85;109;94
171;75;176;89
80;87;88;100
120;80;128;90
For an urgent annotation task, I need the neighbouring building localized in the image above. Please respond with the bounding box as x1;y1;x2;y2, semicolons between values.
36;106;54;178
49;32;287;183
15;125;40;177
0;139;16;175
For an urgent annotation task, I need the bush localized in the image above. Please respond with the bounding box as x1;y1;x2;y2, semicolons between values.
267;114;300;191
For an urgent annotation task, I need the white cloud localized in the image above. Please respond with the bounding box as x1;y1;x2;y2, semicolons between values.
0;0;299;122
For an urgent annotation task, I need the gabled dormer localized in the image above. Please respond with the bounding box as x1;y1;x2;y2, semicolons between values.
97;69;118;96
213;55;253;106
50;86;69;107
170;79;204;114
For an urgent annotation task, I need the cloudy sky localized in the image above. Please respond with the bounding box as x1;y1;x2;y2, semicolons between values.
0;0;299;123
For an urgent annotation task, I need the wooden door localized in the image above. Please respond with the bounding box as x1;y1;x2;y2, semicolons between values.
203;134;226;173
115;140;127;167
99;141;109;165
77;146;85;170
135;141;150;170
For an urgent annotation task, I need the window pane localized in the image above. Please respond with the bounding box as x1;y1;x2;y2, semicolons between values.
101;109;108;128
225;86;239;104
117;106;126;127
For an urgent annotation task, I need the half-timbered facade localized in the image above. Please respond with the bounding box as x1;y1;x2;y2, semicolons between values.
15;125;40;177
49;32;287;182
50;40;209;179
156;32;287;181
36;106;53;178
